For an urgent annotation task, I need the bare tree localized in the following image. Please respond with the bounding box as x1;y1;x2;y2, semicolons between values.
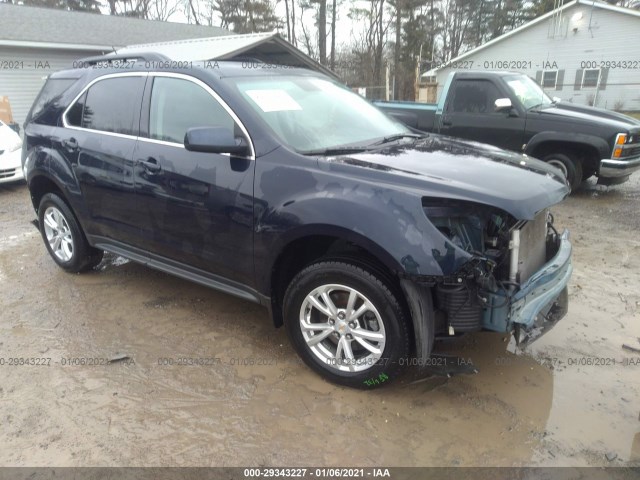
151;0;180;20
318;0;327;64
329;0;336;69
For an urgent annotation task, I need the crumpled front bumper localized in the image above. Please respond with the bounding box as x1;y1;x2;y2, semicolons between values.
509;229;572;336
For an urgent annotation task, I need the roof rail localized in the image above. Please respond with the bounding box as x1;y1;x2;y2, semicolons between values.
77;52;170;66
229;56;265;64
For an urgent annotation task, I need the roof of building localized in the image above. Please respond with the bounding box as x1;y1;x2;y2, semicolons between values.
115;32;339;78
422;0;640;77
0;3;228;51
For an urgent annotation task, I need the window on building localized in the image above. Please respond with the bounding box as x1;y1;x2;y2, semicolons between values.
149;77;236;144
542;70;558;88
68;77;145;135
582;69;601;88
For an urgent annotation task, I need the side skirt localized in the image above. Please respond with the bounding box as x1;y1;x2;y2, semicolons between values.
87;235;269;307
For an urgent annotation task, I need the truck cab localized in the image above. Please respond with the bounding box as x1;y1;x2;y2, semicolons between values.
376;71;640;190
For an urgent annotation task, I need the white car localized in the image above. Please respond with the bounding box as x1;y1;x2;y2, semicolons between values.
0;120;24;184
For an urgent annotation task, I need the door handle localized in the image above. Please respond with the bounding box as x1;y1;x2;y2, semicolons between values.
140;157;161;173
62;138;78;150
441;118;453;127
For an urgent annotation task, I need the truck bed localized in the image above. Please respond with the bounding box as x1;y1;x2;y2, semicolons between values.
374;101;437;132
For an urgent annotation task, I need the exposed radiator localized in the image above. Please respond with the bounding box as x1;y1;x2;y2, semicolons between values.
514;209;548;284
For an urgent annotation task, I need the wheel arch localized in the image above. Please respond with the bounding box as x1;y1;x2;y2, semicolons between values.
525;132;607;175
267;227;407;329
29;174;67;213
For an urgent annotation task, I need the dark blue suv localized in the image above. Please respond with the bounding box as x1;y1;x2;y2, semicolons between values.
23;55;572;388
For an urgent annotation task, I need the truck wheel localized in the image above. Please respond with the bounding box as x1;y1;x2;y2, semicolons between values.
283;261;410;389
582;168;596;181
38;193;103;273
543;153;583;191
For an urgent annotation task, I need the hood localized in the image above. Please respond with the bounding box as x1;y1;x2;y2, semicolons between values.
0;122;22;152
327;135;569;220
536;102;640;132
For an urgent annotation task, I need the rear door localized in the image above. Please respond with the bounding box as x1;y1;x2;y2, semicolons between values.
439;78;526;152
61;73;146;245
133;73;255;286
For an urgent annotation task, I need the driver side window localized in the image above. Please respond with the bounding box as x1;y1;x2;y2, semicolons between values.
450;80;502;114
149;76;239;144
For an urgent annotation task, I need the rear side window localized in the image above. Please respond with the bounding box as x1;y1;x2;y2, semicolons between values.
149;77;236;144
66;92;86;127
29;78;78;125
66;76;145;135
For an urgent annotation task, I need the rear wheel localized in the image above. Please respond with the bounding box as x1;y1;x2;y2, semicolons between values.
38;193;103;273
283;261;410;389
543;153;583;191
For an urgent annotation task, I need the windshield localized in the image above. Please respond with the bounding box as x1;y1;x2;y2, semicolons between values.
230;76;410;153
504;75;553;110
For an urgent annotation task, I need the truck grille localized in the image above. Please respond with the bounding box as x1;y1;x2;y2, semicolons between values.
620;146;640;158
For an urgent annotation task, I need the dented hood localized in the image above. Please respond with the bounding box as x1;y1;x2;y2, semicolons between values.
327;134;570;220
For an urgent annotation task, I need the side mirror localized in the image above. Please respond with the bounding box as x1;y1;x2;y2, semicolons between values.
552;96;561;103
184;127;249;156
494;98;512;112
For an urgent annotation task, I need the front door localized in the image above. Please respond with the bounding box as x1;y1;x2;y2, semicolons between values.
133;74;255;286
439;78;526;153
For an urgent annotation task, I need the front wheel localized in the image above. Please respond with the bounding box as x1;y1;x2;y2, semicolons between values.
38;193;103;273
283;261;411;389
543;153;583;191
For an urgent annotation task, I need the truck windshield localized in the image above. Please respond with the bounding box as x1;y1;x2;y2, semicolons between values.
504;75;553;110
230;75;410;153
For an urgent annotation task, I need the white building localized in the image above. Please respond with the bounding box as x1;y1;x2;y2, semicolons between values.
0;3;229;129
423;0;640;111
0;4;331;130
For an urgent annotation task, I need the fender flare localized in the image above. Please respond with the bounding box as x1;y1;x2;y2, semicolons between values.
524;131;610;160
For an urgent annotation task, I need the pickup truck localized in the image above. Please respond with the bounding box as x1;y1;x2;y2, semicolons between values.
375;71;640;190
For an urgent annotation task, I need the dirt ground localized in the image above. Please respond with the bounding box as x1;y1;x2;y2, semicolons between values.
0;175;639;468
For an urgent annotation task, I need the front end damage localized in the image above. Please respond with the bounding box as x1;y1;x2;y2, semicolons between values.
402;199;572;359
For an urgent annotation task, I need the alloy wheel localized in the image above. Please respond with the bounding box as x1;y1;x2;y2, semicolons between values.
43;206;74;262
299;284;386;372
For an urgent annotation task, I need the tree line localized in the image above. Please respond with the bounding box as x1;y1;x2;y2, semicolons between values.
3;0;638;99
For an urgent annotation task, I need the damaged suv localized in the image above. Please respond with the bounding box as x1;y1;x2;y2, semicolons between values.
23;55;572;388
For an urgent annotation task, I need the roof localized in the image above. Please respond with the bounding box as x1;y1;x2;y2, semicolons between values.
0;3;228;51
115;32;339;79
422;0;640;77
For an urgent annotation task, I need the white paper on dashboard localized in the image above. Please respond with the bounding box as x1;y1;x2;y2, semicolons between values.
245;89;303;112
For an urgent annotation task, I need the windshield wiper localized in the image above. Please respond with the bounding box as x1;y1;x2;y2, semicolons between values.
301;146;370;156
300;133;424;156
527;102;546;111
371;133;424;146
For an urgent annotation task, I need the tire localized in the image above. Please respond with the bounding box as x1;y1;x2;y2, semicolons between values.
283;261;411;389
582;168;596;181
542;153;583;191
38;193;103;273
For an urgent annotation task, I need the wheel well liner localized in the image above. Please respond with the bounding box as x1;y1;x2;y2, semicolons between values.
269;234;410;330
525;133;608;174
29;175;65;213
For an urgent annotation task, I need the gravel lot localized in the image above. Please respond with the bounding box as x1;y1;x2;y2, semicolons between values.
0;176;639;467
